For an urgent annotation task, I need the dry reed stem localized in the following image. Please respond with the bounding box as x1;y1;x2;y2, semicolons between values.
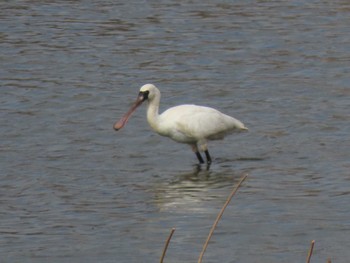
159;228;176;263
197;174;248;263
306;240;315;263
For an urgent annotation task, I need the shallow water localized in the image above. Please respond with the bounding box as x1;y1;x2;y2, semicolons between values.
1;1;350;262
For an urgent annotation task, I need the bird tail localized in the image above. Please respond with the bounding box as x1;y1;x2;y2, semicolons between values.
241;126;248;131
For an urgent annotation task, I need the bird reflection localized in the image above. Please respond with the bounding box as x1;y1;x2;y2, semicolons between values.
152;167;245;213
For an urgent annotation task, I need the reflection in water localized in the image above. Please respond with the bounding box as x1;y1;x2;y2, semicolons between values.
152;167;246;212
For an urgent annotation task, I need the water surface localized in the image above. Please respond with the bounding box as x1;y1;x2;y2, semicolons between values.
1;1;350;262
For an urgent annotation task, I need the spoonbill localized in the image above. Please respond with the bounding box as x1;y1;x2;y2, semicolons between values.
114;84;248;164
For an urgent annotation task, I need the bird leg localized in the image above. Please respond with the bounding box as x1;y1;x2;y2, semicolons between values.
191;144;204;164
198;140;211;165
195;152;205;164
204;150;212;165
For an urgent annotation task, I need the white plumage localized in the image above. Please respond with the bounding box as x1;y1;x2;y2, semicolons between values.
114;84;247;164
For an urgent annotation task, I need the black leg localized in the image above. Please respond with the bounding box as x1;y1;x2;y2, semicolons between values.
204;150;212;164
195;151;204;164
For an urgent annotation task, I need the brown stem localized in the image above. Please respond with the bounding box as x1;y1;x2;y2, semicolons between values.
160;228;176;263
306;240;315;263
198;174;248;263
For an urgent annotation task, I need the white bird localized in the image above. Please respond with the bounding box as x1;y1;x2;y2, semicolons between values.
114;84;248;164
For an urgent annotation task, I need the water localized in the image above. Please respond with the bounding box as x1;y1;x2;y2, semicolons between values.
1;1;349;262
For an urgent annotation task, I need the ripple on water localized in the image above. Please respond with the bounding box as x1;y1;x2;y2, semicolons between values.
1;0;350;262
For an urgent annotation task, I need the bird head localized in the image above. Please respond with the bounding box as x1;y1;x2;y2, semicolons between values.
113;84;159;131
139;83;160;102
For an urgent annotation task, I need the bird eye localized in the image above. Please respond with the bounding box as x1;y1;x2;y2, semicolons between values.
139;90;149;101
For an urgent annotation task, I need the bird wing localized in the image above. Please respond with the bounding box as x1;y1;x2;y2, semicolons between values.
160;105;245;141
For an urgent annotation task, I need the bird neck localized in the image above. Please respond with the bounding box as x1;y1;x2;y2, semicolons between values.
146;96;160;131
